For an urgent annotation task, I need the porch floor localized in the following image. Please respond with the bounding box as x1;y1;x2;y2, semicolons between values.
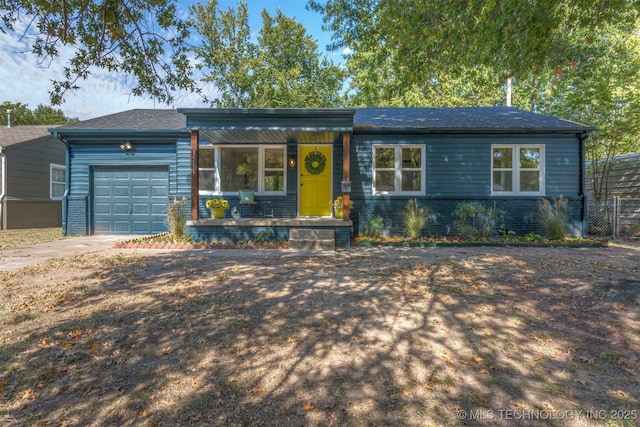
187;217;352;227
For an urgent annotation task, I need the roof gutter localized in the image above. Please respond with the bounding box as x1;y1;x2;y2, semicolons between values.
52;131;70;236
353;126;596;135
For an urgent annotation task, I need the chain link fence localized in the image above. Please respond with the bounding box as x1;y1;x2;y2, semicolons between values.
588;196;640;238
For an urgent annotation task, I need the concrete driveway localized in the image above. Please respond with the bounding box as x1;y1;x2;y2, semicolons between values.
0;235;135;271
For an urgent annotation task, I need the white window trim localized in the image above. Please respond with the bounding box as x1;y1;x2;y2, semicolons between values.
491;144;545;196
198;145;287;196
50;163;66;200
372;144;426;196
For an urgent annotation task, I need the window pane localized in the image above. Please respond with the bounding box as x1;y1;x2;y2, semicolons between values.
402;147;421;168
52;167;65;183
401;170;421;192
199;148;214;168
374;171;395;191
52;183;65;198
375;147;395;168
520;171;540;191
220;148;258;191
199;170;215;192
265;148;284;168
264;171;284;191
520;148;540;169
493;148;512;168
493;171;512;192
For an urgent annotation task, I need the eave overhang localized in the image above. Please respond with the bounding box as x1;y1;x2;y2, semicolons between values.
50;128;189;144
354;126;595;135
177;108;356;132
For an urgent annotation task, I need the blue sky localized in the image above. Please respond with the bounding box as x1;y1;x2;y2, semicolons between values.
0;1;339;120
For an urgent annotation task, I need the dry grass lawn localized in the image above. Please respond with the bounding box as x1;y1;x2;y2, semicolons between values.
0;228;68;250
1;243;639;426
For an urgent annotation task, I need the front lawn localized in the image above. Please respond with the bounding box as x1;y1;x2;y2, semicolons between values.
1;244;639;426
0;228;68;250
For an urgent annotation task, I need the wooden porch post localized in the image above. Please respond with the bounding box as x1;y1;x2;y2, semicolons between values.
190;130;199;221
342;132;351;221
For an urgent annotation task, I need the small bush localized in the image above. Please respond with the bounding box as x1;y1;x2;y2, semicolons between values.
539;197;568;240
401;199;428;239
364;215;384;238
453;202;505;240
166;197;188;240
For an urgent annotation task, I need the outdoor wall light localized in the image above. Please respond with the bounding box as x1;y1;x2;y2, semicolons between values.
288;155;296;168
120;141;134;152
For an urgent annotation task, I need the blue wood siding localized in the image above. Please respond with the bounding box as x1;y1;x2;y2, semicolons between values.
66;143;177;235
349;132;584;237
182;137;300;220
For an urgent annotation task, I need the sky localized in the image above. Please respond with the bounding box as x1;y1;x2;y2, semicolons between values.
0;1;340;121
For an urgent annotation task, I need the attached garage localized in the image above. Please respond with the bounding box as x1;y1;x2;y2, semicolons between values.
51;109;187;236
93;166;169;234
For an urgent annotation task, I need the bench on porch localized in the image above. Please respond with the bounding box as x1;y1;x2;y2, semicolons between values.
238;190;273;218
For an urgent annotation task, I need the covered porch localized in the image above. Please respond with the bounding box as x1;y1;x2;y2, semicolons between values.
178;108;356;248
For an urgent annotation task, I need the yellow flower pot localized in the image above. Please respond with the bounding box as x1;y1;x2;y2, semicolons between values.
210;207;226;219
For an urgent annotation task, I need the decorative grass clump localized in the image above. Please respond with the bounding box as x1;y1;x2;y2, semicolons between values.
401;199;428;239
539;196;568;241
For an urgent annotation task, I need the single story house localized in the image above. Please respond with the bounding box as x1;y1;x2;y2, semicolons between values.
51;107;593;247
0;125;66;229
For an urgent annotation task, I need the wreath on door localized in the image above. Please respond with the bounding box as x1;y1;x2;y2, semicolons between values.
304;150;327;175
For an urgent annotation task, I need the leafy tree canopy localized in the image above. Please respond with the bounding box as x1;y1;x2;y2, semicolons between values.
1;101;77;125
189;0;346;108
1;0;198;105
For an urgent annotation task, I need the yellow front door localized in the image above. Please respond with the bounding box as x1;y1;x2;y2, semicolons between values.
299;145;332;216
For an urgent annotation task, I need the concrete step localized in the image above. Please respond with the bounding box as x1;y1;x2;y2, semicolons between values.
288;228;335;250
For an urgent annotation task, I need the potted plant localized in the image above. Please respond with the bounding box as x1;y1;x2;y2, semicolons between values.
206;198;230;219
331;195;354;219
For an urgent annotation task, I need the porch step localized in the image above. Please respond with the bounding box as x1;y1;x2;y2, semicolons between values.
288;228;335;250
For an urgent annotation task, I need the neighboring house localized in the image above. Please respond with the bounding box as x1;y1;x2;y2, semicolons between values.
586;152;640;203
0;125;66;229
586;152;640;235
52;107;592;246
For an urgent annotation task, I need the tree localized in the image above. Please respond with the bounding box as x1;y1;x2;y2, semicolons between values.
1;0;198;105
309;0;640;203
33;104;78;125
189;1;346;108
309;0;639;83
0;101;34;125
509;26;640;202
1;101;77;125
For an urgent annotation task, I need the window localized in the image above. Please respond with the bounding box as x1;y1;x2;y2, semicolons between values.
373;144;425;195
492;145;544;195
198;145;286;195
50;164;66;200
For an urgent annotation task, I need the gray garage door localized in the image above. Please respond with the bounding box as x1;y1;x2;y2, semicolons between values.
93;166;169;234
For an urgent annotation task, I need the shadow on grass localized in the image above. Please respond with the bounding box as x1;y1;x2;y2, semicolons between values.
1;245;639;426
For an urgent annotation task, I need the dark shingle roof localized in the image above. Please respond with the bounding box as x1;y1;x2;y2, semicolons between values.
50;106;592;135
54;109;186;131
0;125;59;148
354;107;593;132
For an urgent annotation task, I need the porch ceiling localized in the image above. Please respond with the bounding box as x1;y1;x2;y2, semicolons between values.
199;129;342;145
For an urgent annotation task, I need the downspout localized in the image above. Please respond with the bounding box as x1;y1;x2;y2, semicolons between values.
579;131;588;237
54;132;70;235
0;146;6;230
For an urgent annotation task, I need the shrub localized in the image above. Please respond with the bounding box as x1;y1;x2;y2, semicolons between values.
539;196;568;240
401;199;428;239
453;202;506;240
166;197;187;239
364;215;384;238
